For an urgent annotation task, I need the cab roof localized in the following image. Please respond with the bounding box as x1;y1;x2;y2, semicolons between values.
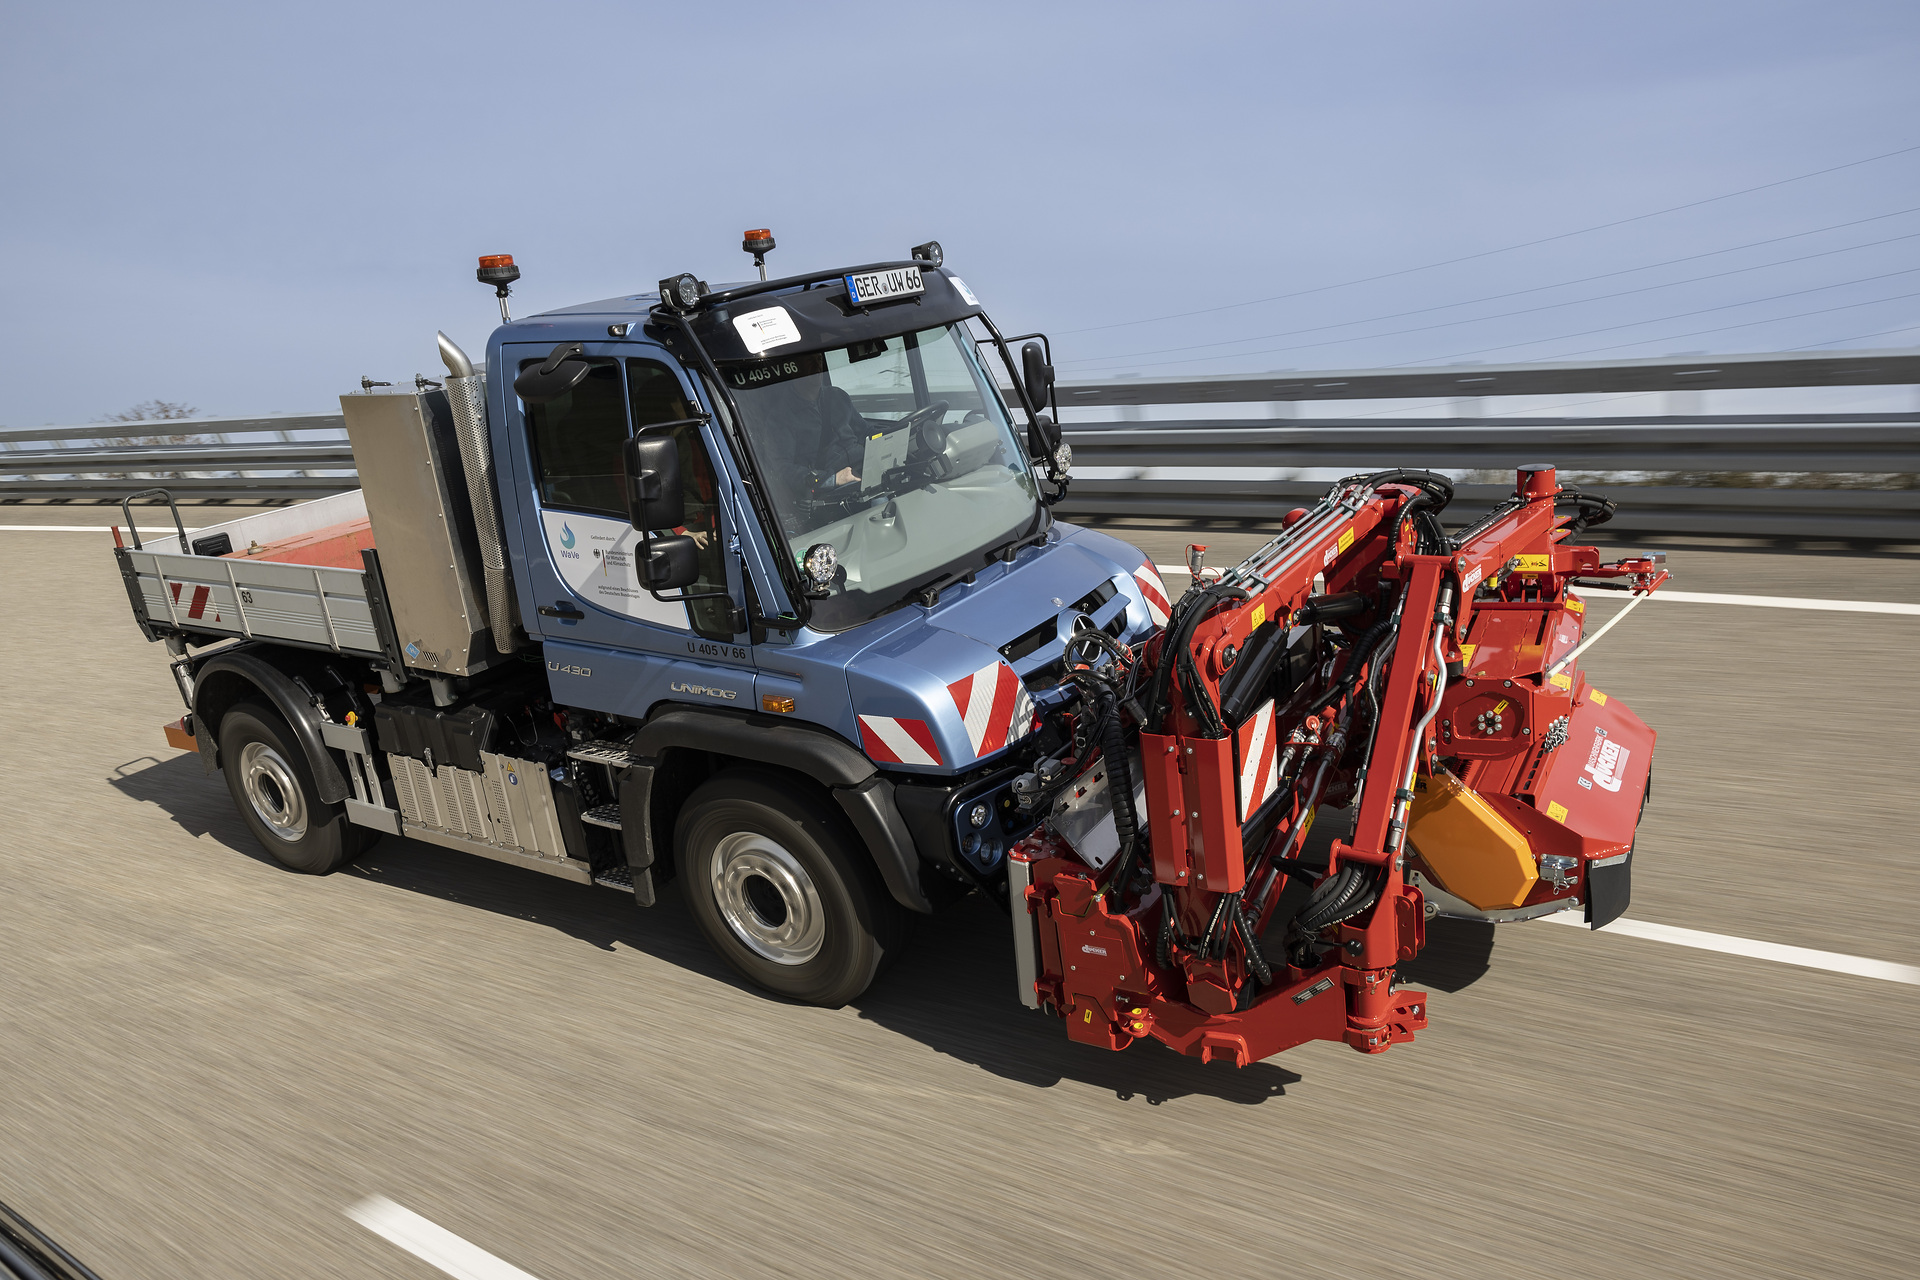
505;265;982;364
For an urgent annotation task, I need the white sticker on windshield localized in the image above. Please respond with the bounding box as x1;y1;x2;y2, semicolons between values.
733;306;801;355
949;277;979;307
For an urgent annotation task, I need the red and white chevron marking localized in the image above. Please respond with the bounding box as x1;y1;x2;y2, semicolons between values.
947;661;1035;761
1134;560;1171;627
858;715;943;767
169;579;222;623
1235;699;1281;821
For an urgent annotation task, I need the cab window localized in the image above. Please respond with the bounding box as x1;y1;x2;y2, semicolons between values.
522;355;735;637
524;358;627;517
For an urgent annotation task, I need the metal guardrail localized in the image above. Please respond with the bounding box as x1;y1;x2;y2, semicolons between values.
1051;347;1920;405
3;351;1915;538
1053;413;1920;540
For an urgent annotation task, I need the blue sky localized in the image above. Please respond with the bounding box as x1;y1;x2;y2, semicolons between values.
2;0;1917;426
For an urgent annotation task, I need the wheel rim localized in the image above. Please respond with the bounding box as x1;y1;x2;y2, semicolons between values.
239;741;308;842
710;832;825;966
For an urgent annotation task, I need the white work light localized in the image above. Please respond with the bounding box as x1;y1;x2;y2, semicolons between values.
803;543;839;592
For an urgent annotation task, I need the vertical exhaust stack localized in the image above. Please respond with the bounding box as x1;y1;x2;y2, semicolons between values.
438;330;521;654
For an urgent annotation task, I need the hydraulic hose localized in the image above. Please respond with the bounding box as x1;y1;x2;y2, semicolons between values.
1327;468;1455;511
1142;581;1243;736
1234;906;1273;986
1294;864;1378;934
1089;678;1143;902
1247;723;1344;923
1316;585;1404;719
1386;585;1456;855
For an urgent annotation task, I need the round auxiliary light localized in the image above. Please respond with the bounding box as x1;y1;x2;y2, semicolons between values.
657;273;703;312
911;240;943;267
968;802;991;829
1051;441;1073;474
803;542;839;591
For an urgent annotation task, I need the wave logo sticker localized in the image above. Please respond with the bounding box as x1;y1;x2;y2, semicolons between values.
560;523;576;550
1584;730;1629;793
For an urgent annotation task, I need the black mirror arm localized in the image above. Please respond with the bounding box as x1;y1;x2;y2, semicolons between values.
538;342;586;375
971;310;1044;426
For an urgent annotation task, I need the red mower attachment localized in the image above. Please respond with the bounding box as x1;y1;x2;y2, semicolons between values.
1006;464;1665;1066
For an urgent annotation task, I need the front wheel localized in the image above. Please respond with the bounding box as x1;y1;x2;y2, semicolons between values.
675;768;908;1006
218;701;374;874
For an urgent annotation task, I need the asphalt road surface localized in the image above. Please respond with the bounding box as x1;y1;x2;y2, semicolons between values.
2;508;1915;1280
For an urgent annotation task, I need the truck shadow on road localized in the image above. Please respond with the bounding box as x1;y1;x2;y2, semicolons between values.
1398;918;1498;992
109;752;291;870
854;896;1305;1106
107;753;1491;1107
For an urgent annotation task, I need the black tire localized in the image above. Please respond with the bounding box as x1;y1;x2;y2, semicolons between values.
675;768;909;1006
218;701;374;874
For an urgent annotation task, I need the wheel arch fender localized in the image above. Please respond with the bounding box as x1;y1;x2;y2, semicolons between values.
622;705;932;913
191;648;353;804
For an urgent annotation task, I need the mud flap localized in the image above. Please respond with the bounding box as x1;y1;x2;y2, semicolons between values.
1585;844;1632;929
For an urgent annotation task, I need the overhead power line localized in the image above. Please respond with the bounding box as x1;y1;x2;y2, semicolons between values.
1063;222;1920;368
1786;322;1920;351
1410;286;1920;366
1059;141;1920;337
1069;264;1920;373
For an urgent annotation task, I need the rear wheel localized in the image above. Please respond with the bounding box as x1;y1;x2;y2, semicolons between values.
675;768;908;1006
218;701;373;874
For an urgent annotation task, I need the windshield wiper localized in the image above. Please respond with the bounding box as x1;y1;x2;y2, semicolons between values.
899;522;1056;610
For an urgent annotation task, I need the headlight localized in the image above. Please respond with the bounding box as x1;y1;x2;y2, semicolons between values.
803;542;839;592
968;802;991;829
1051;441;1073;474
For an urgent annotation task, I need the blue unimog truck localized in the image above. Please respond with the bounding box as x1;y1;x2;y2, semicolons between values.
115;237;1173;1005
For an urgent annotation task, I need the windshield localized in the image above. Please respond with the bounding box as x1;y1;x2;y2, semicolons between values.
721;322;1039;630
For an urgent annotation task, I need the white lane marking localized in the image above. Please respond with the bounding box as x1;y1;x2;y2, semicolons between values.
1579;584;1920;615
347;1197;543;1280
1157;565;1919;615
0;524;201;533
1541;911;1920;984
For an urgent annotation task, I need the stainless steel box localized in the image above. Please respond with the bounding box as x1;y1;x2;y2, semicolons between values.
339;390;496;676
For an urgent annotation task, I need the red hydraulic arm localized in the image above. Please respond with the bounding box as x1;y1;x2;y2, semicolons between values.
1011;464;1666;1067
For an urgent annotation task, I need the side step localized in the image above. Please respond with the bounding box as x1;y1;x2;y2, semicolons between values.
568;740;638;768
590;861;657;907
592;865;633;890
581;803;657;907
581;804;622;830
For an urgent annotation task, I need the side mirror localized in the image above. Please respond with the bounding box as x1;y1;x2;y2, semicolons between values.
1020;341;1054;413
622;435;685;531
641;533;701;591
1026;413;1061;463
513;342;594;403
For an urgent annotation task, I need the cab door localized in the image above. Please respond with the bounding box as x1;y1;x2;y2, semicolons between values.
502;341;755;720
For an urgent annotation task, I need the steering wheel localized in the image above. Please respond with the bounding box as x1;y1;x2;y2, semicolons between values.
900;400;951;459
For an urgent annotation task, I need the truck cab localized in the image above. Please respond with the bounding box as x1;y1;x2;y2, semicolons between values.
117;239;1169;1006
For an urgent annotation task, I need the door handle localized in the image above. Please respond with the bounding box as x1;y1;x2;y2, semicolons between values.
538;602;586;620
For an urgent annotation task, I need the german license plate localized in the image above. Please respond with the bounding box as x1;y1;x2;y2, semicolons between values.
845;266;924;305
